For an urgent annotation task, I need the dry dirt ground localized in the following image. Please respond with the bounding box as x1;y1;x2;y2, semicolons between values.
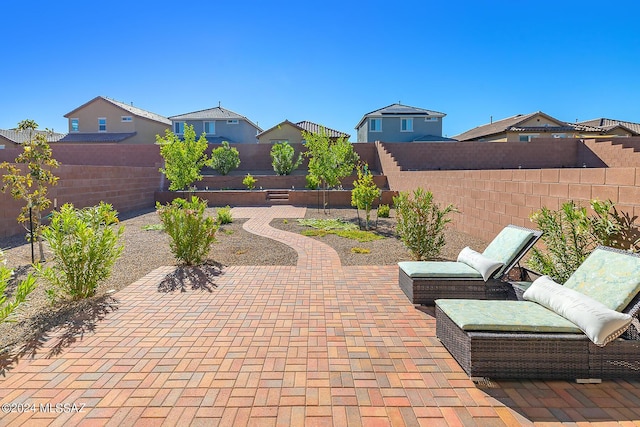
0;207;487;360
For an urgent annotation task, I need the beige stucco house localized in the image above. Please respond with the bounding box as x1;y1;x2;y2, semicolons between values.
257;120;350;144
60;96;171;144
453;112;639;142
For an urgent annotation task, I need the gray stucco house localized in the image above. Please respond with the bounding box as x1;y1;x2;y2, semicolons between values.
355;103;449;142
169;105;262;143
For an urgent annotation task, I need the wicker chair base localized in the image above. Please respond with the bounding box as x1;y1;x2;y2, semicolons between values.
436;305;640;380
399;269;515;306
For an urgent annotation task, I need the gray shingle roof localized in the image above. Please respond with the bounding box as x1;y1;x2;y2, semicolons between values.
64;96;171;125
169;106;262;131
356;103;446;129
59;132;137;143
0;129;66;144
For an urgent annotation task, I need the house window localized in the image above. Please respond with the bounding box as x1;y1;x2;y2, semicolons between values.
121;116;133;122
401;118;413;132
174;122;184;134
271;139;289;144
227;119;239;124
71;118;79;132
552;133;567;138
518;134;539;142
98;118;107;132
204;121;215;134
424;117;438;122
369;118;382;132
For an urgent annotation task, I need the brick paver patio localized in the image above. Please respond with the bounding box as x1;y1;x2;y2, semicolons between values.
1;206;640;426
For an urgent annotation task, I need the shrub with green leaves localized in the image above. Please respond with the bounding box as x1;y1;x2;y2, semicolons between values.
38;202;124;302
394;188;457;261
377;204;390;218
243;174;257;190
208;141;240;175
527;199;638;283
216;205;233;225
0;250;37;323
351;164;381;230
157;124;208;191
271;141;303;175
157;196;218;266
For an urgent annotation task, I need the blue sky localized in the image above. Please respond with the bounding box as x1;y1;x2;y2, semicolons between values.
2;0;639;140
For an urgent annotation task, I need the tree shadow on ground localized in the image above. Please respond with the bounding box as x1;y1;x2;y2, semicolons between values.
157;261;224;293
0;294;119;376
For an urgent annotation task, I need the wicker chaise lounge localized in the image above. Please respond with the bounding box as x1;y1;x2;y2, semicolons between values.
435;247;640;380
398;225;542;305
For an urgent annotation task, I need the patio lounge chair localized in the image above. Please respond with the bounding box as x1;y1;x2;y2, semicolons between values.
435;246;640;380
398;225;542;305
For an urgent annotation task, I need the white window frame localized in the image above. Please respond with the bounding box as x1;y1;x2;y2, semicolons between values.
518;133;539;142
369;118;382;132
121;116;133;122
204;121;216;135
174;122;184;134
70;118;79;132
227;119;239;124
270;139;289;144
401;118;413;132
98;117;107;132
424;117;439;122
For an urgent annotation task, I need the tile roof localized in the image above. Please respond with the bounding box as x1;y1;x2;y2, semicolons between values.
576;118;640;134
356;103;446;129
59;132;137;143
0;129;65;144
452;112;567;141
169;106;262;131
256;120;350;139
65;96;171;125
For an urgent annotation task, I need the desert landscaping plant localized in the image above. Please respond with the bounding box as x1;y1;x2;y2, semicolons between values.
303;127;359;213
0;250;37;323
216;205;233;225
37;202;124;302
377;204;390;218
394;188;457;260
270;141;303;175
208;141;240;175
351;164;381;230
0;119;60;262
243;174;257;190
157;196;218;265
157;124;208;191
528;199;638;283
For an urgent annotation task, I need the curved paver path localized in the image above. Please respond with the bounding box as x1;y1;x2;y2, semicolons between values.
1;205;640;426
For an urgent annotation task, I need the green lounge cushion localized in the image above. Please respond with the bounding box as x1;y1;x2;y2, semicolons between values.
435;299;582;333
399;261;482;279
563;248;640;311
482;226;534;268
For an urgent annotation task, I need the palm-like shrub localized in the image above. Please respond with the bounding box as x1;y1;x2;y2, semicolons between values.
157;196;218;265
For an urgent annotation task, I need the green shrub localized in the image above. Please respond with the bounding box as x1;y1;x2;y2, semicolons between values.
351;247;371;254
351;164;381;230
157;196;218;265
393;188;457;261
271;142;303;175
242;174;257;190
377;204;390;218
0;250;37;323
305;174;320;189
208;141;240;175
527;199;638;283
38;202;124;302
216;205;233;225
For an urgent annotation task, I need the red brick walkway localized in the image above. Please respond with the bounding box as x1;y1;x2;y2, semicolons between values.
1;206;640;426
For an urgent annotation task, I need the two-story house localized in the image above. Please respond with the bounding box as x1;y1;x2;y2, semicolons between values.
60;96;171;143
257;120;350;144
355;103;448;142
169;105;262;144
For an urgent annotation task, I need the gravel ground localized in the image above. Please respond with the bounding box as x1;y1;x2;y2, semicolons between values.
0;206;487;359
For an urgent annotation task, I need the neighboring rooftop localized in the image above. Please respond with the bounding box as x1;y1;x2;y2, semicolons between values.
576;118;640;134
451;112;563;141
169;105;262;131
295;120;350;139
64;96;171;125
356;103;446;129
0;128;66;144
59;132;137;143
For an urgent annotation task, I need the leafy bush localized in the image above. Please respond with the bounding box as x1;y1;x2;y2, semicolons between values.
305;174;320;189
377;204;390;218
394;188;457;260
157;196;218;266
0;250;37;323
243;174;257;190
38;202;124;302
528;199;638;283
351;247;371;254
157;124;208;191
208;141;240;175
216;205;233;225
271;142;302;175
351;164;381;230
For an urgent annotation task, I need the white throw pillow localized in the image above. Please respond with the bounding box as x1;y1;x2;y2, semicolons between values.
523;275;632;346
457;247;504;281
